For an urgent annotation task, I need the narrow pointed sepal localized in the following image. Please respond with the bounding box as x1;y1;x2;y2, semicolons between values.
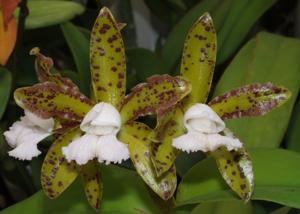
119;122;177;200
180;13;216;107
210;146;254;201
90;7;126;107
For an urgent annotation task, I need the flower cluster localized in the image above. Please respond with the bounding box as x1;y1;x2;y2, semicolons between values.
4;7;291;210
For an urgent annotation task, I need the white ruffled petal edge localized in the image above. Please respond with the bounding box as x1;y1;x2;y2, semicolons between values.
62;134;129;165
8;142;41;161
172;131;242;153
4;112;53;160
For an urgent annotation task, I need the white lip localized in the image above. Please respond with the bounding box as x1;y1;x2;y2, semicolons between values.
172;103;242;153
62;102;129;165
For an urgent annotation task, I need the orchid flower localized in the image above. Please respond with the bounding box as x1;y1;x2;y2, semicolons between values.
4;110;54;160
151;13;291;201
9;7;191;210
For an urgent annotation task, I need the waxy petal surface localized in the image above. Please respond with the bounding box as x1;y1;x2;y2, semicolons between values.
210;147;254;201
41;127;81;198
81;161;103;210
180;13;216;108
90;7;126;108
14;82;94;121
209;83;291;120
152;107;184;176
120;75;191;123
119;122;177;200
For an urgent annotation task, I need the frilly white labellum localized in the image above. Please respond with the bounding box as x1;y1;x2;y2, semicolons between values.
4;110;54;160
62;102;129;165
172;104;242;153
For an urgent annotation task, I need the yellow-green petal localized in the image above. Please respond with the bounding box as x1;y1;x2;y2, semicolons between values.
210;147;254;201
41;127;81;198
180;13;216;108
119;122;177;200
120;75;191;123
209;83;291;120
14;82;93;121
30;47;79;91
80;161;103;210
90;7;126;108
151;107;184;176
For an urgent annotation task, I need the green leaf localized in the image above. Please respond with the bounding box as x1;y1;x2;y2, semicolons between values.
41;127;80;198
80;161;103;210
1;165;161;213
120;75;191;123
18;1;85;29
126;48;167;82
209;83;291;120
119;122;177;200
90;7;126;108
287;100;300;152
214;32;300;148
0;68;12;119
160;0;278;70
14;82;93;121
61;23;90;96
180;13;216;107
269;207;292;214
217;0;277;64
176;149;300;209
210;147;253;201
190;201;252;214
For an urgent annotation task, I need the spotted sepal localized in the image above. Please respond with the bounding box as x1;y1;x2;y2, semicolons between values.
210;146;254;201
151;106;184;176
120;75;191;123
30;47;79;92
41;127;81;198
80;161;103;210
180;13;216;108
90;7;126;108
119;122;177;200
209;83;291;120
14;82;94;121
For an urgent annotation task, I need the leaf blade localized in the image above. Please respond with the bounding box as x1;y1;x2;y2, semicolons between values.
176;149;300;209
214;32;300;148
0;68;12;119
61;22;90;95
